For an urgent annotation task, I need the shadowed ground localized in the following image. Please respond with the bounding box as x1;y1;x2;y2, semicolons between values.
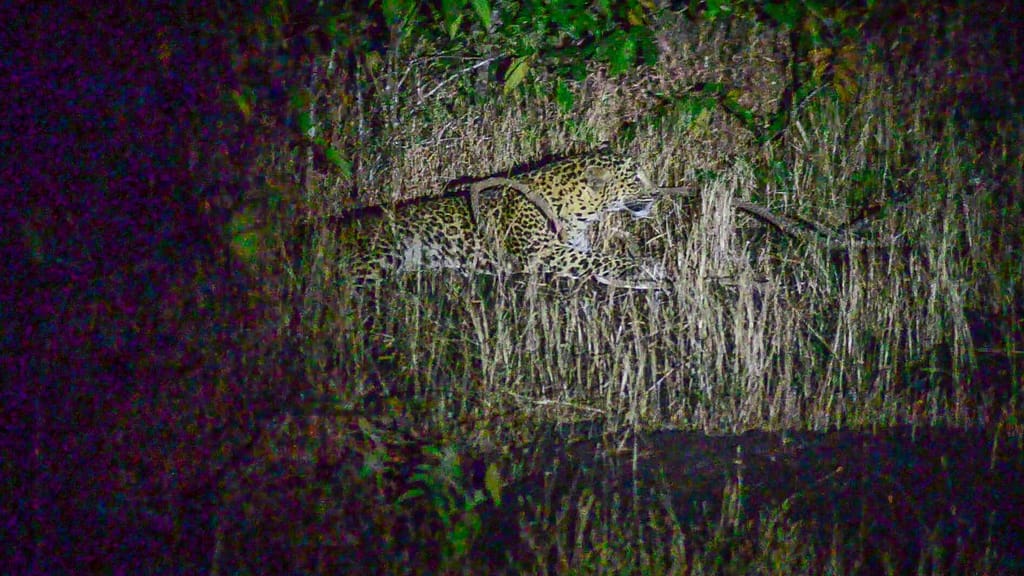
482;425;1024;573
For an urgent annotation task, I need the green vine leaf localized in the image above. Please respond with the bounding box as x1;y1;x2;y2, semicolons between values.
470;0;491;30
701;0;733;21
555;80;574;112
610;31;637;75
230;88;254;121
382;0;410;25
441;0;466;38
321;142;352;178
504;55;532;94
763;1;804;29
484;462;502;506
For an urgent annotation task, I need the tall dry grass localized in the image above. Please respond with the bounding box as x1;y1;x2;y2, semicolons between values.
269;11;1022;446
209;8;1024;574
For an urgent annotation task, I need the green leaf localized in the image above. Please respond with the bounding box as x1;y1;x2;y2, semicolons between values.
549;4;573;36
442;0;466;38
441;0;464;21
382;0;407;25
804;0;826;14
470;0;491;30
322;144;352;178
227;208;264;265
701;82;724;95
226;206;255;237
567;60;587;81
760;110;789;143
395;487;425;505
635;27;659;66
230;231;261;264
763;1;804;29
704;0;732;20
230;89;253;121
608;31;636;75
447;13;464;39
695;169;719;183
288;87;310;115
296;111;313;135
675;94;715;126
721;90;757;132
484;463;502;506
571;11;598;37
449;522;472;558
469;488;487;508
555;80;574;112
503;55;531;94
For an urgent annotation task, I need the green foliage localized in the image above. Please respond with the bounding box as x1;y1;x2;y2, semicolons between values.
216;1;666;190
382;0;416;26
555;79;575;112
226;206;266;266
352;2;659;90
761;0;803;29
848;168;886;208
694;82;787;144
470;0;493;30
484;461;503;506
759;0;875;102
686;0;879;146
696;0;735;20
438;0;661;85
504;54;534;94
396;444;495;568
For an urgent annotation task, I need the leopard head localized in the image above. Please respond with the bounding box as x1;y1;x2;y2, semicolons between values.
525;151;657;226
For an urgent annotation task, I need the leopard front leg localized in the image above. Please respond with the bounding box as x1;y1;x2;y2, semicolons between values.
530;244;668;290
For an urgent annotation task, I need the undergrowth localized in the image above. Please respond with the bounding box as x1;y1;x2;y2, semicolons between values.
209;5;1023;574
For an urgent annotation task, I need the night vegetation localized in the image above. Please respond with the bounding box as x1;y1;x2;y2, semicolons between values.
8;1;1022;573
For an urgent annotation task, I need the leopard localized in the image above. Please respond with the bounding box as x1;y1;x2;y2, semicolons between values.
333;150;667;289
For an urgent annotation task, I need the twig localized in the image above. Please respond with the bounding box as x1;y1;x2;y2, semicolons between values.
470;177;566;242
504;391;607;415
418;56;502;104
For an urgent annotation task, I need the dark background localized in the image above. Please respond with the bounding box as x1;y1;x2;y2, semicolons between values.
3;1;1021;572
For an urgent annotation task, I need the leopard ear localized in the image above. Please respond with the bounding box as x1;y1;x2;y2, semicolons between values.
585;165;613;190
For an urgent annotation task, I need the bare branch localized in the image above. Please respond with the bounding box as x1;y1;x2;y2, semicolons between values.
657;186;890;250
470;177;566;242
418;56;502;104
